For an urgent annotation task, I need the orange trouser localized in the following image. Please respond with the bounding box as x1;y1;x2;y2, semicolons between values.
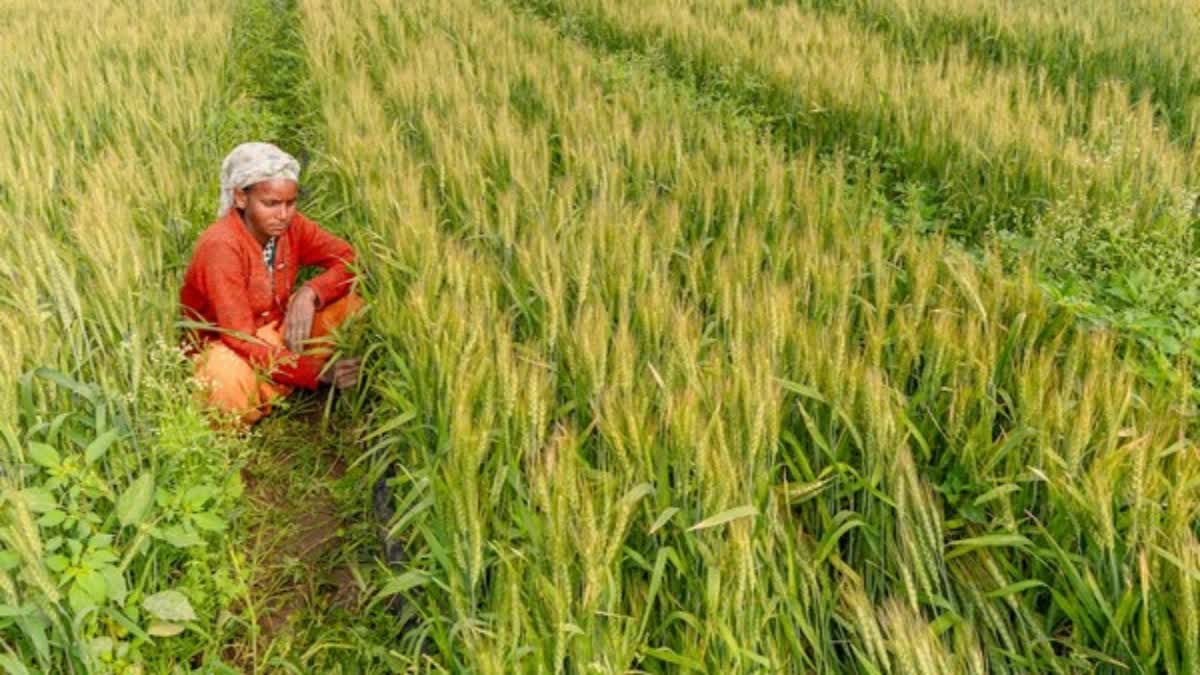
193;293;364;426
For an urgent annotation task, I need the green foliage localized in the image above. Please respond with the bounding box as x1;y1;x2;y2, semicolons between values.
6;0;1200;671
302;0;1200;671
0;352;244;672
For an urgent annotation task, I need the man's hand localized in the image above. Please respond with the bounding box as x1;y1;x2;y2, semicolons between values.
319;357;362;390
284;286;319;353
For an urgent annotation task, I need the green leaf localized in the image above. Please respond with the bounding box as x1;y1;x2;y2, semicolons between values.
84;429;120;465
0;653;33;675
27;443;59;469
945;533;1033;561
147;621;184;637
68;582;96;613
183;485;218;509
45;555;69;572
87;636;114;660
642;646;706;672
191;512;226;532
0;551;18;571
116;473;154;527
985;579;1047;599
36;510;66;528
14;613;49;664
775;377;826;402
19;489;56;513
75;569;108;604
143;590;196;622
88;532;113;549
619;482;654;508
648;507;679;535
375;571;429;599
33;368;97;404
156;526;204;548
973;483;1020;507
688;505;758;532
102;566;127;605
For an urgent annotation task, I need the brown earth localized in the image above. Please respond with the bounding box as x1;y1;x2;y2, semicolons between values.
222;415;363;669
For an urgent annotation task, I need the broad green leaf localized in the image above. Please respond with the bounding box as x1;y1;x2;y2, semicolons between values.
45;555;69;572
68;582;96;613
14;613;49;663
36;510;66;528
83;548;118;568
87;637;114;660
19;489;56;513
88;532;113;549
143;590;196;622
116;473;154;527
0;653;32;675
75;569;108;604
687;505;758;532
192;512;226;532
147;621;184;637
156;526;204;548
84;429;120;465
27;443;59;469
183;485;219;509
102;566;127;605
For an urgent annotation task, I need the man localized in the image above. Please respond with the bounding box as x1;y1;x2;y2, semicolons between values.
181;142;363;425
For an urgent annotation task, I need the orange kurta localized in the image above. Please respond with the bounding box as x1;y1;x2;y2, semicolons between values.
180;209;361;423
181;209;356;389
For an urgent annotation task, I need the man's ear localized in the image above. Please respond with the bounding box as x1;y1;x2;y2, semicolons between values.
233;187;248;209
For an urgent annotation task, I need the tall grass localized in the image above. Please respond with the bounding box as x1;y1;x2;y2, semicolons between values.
787;0;1200;144
0;0;272;670
303;0;1200;671
512;0;1200;374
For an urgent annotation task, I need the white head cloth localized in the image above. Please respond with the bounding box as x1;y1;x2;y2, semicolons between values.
217;142;301;218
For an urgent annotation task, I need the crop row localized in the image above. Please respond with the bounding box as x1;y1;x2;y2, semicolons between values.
513;0;1200;370
304;0;1200;671
790;0;1200;143
0;0;289;670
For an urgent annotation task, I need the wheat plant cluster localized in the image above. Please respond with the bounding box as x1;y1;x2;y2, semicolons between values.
1;0;1199;672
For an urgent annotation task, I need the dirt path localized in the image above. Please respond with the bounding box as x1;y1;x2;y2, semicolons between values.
223;401;367;670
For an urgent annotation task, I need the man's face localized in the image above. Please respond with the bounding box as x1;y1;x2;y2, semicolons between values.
235;178;298;240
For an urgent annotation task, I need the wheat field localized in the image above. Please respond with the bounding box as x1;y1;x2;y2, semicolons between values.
1;0;1199;672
